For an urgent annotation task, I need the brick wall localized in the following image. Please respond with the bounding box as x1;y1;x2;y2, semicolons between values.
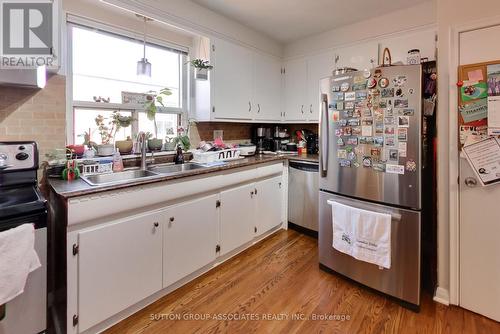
0;75;66;166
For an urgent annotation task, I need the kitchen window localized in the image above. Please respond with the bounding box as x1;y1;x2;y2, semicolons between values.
68;22;188;144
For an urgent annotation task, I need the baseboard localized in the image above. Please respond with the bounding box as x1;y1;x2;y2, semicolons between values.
433;286;450;306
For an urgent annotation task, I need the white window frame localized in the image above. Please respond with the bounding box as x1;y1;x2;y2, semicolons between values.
65;16;189;144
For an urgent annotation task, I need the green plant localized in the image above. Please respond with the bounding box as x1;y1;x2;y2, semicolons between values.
144;88;172;138
94;111;134;145
187;58;213;70
172;126;191;151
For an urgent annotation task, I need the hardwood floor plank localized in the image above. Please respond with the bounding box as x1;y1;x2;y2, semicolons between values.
105;229;500;334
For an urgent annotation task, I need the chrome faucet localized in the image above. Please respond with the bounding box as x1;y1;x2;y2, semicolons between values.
137;132;155;170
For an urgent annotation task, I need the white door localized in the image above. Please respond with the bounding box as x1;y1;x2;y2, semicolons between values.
163;194;218;287
306;52;335;122
77;212;163;332
284;58;307;121
255;176;283;236
212;38;253;120
253;52;282;121
458;25;500;322
220;183;255;255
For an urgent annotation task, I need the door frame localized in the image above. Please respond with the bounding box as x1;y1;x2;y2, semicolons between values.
448;14;500;306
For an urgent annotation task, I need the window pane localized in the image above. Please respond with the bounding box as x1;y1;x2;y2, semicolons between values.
74;109;132;145
138;112;178;140
72;26;181;106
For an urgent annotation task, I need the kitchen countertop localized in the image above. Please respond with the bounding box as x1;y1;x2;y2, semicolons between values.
47;153;319;199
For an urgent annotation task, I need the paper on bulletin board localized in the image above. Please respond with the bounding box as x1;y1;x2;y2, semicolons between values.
487;96;500;135
461;81;488;102
459;99;488;124
462;137;500;186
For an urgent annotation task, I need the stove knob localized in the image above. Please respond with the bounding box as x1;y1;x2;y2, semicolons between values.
18;145;26;150
16;152;29;161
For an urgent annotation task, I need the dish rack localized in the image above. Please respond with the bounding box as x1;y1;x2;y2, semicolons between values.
192;148;240;163
81;161;113;176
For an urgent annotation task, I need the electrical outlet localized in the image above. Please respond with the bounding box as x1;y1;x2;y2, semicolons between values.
213;130;223;140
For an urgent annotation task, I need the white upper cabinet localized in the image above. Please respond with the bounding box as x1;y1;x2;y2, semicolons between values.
253;52;282;121
333;41;378;70
283;57;308;122
306;52;335;122
378;29;436;64
211;38;254;120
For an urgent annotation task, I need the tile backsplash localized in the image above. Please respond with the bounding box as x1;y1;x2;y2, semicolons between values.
0;75;66;167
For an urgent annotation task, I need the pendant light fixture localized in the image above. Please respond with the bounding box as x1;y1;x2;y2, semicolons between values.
137;15;152;77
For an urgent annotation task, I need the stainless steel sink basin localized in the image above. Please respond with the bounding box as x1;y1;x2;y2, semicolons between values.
149;163;208;175
81;169;159;186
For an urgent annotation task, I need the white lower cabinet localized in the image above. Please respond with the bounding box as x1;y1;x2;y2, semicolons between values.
255;176;283;236
77;212;163;332
220;183;256;256
163;194;218;287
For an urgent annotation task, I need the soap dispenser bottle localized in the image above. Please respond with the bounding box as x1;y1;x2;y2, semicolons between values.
174;145;184;164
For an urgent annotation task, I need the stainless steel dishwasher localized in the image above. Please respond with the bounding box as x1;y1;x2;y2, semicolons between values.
288;160;319;234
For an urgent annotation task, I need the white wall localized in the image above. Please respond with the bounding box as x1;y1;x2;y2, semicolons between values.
436;0;500;304
284;1;436;58
100;0;283;57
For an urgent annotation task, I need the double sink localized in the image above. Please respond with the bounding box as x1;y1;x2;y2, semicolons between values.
81;162;218;186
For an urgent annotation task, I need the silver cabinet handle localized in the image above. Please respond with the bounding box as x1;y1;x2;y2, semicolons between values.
257;104;260;113
310;104;313;113
464;177;478;187
248;101;252;112
301;105;304;114
153;222;159;227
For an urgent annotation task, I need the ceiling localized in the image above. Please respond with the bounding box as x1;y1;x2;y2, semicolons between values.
191;0;430;43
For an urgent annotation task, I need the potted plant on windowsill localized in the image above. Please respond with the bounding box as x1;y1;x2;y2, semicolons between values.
113;113;134;154
188;58;213;80
94;112;134;156
144;88;172;151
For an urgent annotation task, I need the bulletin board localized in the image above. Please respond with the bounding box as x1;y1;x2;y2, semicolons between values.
458;60;500;148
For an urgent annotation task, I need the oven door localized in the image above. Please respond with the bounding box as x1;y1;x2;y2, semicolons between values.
319;190;421;306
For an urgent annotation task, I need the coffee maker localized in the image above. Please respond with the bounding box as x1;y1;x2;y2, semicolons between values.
306;133;319;154
252;127;272;154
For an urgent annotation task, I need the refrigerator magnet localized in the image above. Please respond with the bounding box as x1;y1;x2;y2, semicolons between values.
399;108;414;116
337;137;345;146
353;161;360;168
385;136;395;146
345;101;355;109
353;109;362;118
363;69;371;78
347;151;356;160
379;77;389;88
339;159;351;167
332;85;341;92
406;159;417;172
398;142;407;157
395;88;405;97
397;128;408;141
344;126;353;136
374;136;384;146
332;110;340;122
338;119;348;127
347;137;358;145
348;118;360;126
408;88;415;95
385;108;394;117
344;92;356;101
355;146;364;155
373;162;386;172
340;82;350;92
356;91;368;100
367;78;377;89
392;75;407;87
352;126;362;135
371;148;381;157
335;128;344;137
398;116;410;127
394;99;409;108
385;164;405;175
375;123;384;135
389;149;399;161
363;109;373;117
336;101;344;110
362;156;373;167
384;116;395;125
374;69;382;78
379;100;387;108
381;88;394;98
361;126;373;137
337;149;347;159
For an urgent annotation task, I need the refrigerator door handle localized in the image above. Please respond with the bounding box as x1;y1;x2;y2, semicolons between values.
320;94;329;176
326;199;402;221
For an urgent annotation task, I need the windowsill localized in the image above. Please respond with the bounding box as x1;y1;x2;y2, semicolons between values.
75;151;179;162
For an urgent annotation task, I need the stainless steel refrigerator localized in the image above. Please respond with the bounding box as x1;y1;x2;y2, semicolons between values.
319;65;422;308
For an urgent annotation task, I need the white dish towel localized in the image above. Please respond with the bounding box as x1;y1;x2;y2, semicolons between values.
328;200;392;269
0;224;41;305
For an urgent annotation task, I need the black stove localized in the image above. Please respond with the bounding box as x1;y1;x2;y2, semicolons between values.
0;141;47;230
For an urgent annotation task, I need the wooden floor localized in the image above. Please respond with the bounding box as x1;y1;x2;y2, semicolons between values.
106;229;499;334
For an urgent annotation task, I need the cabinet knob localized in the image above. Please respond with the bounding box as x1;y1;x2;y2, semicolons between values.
169;217;175;222
248;101;252;112
310;104;313;113
153;222;159;227
257;104;261;113
464;177;478;188
301;105;304;113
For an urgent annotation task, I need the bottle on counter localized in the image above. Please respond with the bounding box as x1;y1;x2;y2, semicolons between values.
112;150;124;172
174;145;184;164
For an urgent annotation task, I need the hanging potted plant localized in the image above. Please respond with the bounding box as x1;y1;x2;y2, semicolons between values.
144;87;172;151
188;58;213;80
113;112;134;154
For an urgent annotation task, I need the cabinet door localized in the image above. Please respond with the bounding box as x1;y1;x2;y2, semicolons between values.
77;212;163;332
284;58;307;121
163;194;218;287
334;41;378;71
255;176;283;236
212;38;253;120
306;52;335;122
378;29;436;63
253;52;282;121
220;183;255;255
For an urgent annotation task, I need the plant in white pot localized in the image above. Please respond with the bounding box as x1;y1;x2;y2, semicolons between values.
188;58;213;80
94;112;133;156
144;88;172;151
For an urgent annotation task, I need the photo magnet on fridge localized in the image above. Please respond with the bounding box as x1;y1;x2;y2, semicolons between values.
398;128;408;141
389;149;399;161
398;116;410;127
344;92;356;101
381;88;394;98
356;91;368;100
399;108;415;116
394;99;409;108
